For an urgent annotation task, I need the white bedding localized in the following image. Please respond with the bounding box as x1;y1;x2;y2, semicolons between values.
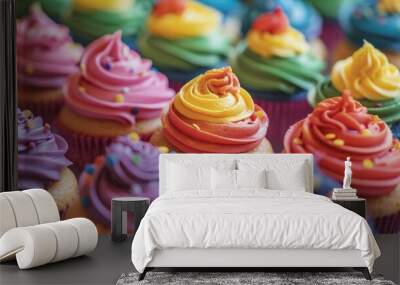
131;190;380;273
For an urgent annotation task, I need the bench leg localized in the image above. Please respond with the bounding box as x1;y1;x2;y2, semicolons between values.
354;267;371;280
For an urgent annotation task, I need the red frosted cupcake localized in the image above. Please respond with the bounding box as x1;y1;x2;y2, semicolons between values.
284;91;400;233
56;31;175;169
17;4;83;123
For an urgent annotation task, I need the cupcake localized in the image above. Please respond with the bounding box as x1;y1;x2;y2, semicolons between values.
284;91;400;233
79;134;167;227
17;5;83;124
231;8;325;151
241;0;326;59
313;42;400;139
16;0;72;21
334;0;400;67
17;108;78;218
56;31;174;169
63;0;153;47
138;0;230;92
150;67;273;153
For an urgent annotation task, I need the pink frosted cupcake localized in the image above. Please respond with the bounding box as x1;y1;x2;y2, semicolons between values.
17;4;83;123
56;31;175;169
79;133;168;228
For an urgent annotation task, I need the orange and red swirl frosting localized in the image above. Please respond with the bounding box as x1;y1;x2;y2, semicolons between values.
284;91;400;198
162;67;269;153
64;31;175;125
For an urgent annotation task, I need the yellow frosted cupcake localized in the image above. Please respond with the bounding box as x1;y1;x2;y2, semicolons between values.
150;67;273;153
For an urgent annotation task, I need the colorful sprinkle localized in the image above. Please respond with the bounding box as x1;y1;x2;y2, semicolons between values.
25;64;34;74
115;94;125;103
293;138;302;145
255;110;264;119
103;62;112;71
333;139;345;146
372;115;380;123
131;184;143;195
250;113;257;121
363;159;374;169
94;156;105;166
129;132;140;141
22;110;32;119
325;133;336;140
131;154;141;166
28;141;36;148
121;87;129;94
192;123;200;130
106;154;118;167
158;146;169;153
361;129;372;136
84;164;95;175
26;120;34;129
44;123;51;132
79;86;85;93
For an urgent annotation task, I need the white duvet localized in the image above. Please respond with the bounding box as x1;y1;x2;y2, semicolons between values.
131;190;380;273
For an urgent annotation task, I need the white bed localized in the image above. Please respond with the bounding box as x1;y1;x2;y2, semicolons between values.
131;154;380;280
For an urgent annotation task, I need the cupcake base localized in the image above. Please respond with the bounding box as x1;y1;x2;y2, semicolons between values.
56;107;135;169
251;90;312;152
149;128;274;154
334;40;400;68
18;86;64;124
48;167;79;219
367;185;400;234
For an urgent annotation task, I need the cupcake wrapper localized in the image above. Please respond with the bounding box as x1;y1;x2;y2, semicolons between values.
18;93;64;124
55;122;114;171
169;81;185;93
320;19;344;56
372;212;400;234
252;90;312;152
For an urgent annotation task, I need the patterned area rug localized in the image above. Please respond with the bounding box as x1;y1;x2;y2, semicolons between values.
117;271;395;285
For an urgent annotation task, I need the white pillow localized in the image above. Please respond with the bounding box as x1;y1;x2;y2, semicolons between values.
211;168;237;190
236;169;267;189
167;163;212;191
237;159;309;191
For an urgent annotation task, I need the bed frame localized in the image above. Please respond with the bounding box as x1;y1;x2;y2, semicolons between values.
139;154;371;281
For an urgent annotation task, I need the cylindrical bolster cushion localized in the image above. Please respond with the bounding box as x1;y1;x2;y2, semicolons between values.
23;189;60;224
0;189;60;238
0;218;97;269
0;196;17;237
0;191;39;228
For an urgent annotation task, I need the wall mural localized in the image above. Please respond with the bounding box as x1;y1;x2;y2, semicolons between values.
16;0;400;234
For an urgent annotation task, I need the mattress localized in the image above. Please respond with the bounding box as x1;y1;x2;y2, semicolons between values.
131;190;380;273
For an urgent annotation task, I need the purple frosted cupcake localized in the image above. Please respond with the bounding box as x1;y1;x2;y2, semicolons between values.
79;133;168;227
17;108;79;218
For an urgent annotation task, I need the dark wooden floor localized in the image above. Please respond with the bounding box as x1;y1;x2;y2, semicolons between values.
1;235;398;285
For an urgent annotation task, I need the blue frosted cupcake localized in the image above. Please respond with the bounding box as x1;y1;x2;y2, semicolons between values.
334;0;400;68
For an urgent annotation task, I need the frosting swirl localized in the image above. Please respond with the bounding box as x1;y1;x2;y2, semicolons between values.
17;4;82;88
231;9;324;94
17;108;72;189
247;9;309;58
79;134;166;224
284;92;400;198
148;0;221;39
341;0;400;52
64;31;175;126
162;67;269;153
64;0;152;44
331;42;400;102
138;0;229;73
241;0;322;41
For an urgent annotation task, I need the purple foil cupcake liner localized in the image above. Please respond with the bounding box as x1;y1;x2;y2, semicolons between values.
373;212;400;234
253;94;312;152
